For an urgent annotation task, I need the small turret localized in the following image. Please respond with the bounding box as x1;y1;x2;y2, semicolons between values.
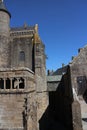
0;0;11;67
0;0;11;36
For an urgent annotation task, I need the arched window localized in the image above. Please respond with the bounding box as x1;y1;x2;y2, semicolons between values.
19;51;25;61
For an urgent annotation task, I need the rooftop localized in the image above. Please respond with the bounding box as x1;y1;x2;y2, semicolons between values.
0;1;11;17
47;75;62;82
10;26;35;32
52;65;68;75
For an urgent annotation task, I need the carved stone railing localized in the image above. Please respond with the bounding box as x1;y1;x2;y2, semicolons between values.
0;77;25;90
10;30;34;37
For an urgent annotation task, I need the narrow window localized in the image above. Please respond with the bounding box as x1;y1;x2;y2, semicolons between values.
77;76;86;95
0;78;4;89
19;78;24;89
19;51;25;61
6;78;10;89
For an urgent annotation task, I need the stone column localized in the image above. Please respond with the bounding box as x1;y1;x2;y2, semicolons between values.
0;78;1;89
14;78;20;89
17;78;20;90
4;78;6;89
10;78;13;90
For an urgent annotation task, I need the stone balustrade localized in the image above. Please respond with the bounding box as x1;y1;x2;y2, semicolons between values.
0;77;25;90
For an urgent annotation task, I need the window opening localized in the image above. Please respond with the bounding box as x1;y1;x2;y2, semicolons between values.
19;78;24;89
19;51;25;61
77;76;86;95
6;78;10;89
12;78;17;89
0;78;4;89
0;77;25;90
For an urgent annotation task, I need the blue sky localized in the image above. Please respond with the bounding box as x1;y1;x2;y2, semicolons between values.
5;0;87;71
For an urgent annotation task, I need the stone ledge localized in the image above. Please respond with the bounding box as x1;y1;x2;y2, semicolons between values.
0;128;23;130
0;90;35;94
0;67;34;74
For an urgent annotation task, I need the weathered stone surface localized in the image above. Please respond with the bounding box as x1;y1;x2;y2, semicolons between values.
2;1;87;130
69;46;87;130
11;37;33;70
72;101;83;130
0;11;10;36
0;1;48;130
0;36;10;68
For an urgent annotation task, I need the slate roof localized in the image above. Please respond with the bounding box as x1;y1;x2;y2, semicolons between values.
47;75;62;82
0;1;11;17
52;65;68;75
47;65;69;83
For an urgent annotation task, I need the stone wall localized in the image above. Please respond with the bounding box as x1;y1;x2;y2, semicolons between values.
0;2;48;129
72;101;83;130
0;91;37;130
70;46;87;130
0;9;10;68
0;94;24;129
0;69;37;130
0;36;10;68
11;37;33;70
34;40;48;129
0;11;10;36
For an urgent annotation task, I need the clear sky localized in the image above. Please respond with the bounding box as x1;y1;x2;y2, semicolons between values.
5;0;87;71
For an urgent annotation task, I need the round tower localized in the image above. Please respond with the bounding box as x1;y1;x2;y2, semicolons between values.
0;0;11;68
0;0;11;36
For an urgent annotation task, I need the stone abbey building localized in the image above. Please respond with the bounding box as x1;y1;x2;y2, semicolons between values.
0;1;48;130
47;46;87;130
0;1;87;130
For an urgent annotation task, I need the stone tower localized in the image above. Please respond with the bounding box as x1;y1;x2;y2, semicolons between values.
0;0;11;68
0;1;48;130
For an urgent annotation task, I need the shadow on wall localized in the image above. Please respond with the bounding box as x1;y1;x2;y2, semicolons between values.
39;74;73;130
